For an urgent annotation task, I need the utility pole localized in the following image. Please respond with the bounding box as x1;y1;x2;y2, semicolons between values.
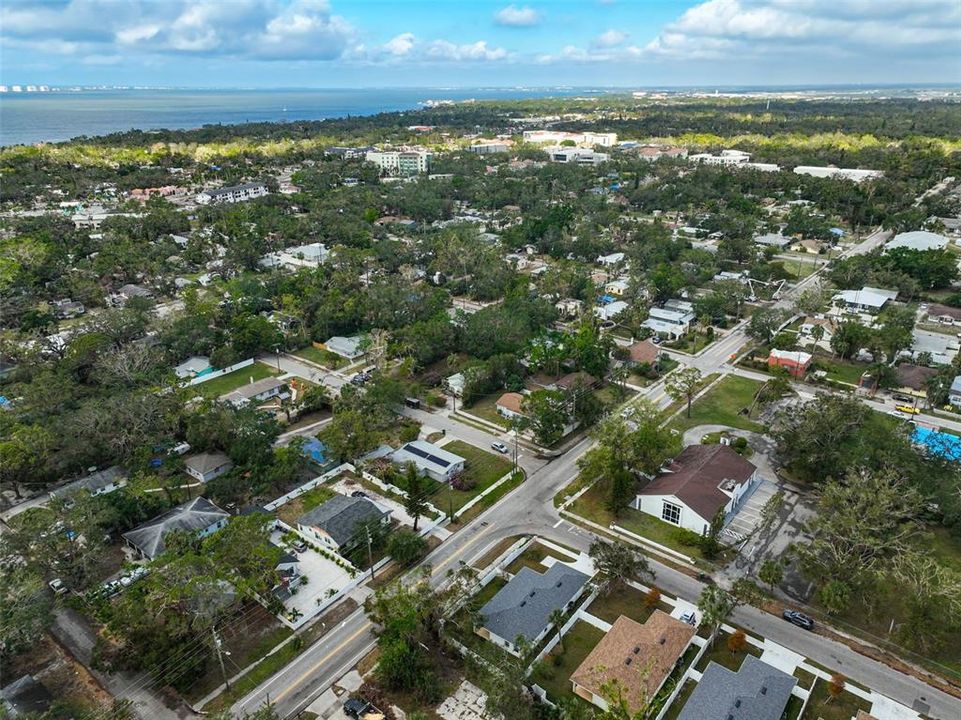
366;525;375;581
448;479;455;523
212;626;230;690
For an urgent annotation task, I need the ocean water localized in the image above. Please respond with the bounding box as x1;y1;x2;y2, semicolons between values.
0;87;600;146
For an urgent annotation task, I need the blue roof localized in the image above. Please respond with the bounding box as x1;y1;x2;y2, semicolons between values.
598;294;615;304
913;426;961;462
830;227;845;236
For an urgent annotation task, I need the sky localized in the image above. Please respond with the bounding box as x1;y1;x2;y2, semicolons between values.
2;0;960;88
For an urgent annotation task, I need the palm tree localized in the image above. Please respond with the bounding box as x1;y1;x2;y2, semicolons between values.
549;609;566;653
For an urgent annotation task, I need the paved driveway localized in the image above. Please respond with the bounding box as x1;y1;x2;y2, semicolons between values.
723;478;778;544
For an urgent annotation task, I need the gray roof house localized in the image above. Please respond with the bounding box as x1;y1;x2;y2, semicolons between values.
676;656;797;720
122;497;229;559
219;376;287;407
174;355;212;380
477;563;590;656
949;375;961;408
50;465;127;500
184;451;233;483
324;335;365;360
296;495;391;552
2;675;54;717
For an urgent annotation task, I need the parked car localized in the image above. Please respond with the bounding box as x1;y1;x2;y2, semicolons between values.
48;578;68;595
290;539;308;553
343;698;371;719
782;609;814;630
892;393;913;404
351;490;369;499
680;610;697;626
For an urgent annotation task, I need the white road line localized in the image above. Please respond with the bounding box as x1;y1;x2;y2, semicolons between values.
553;518;564;528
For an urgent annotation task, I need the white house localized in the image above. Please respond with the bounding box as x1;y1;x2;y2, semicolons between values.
324;335;365;360
296;495;391;553
753;232;791;249
183;452;234;483
605;279;630;297
555;298;584;318
596;252;625;267
174;356;212;380
950;376;961;408
122;497;229;559
633;444;759;535
219;377;288;408
643;304;695;339
391;440;466;482
50;466;127;501
594;300;629;321
832;286;897;314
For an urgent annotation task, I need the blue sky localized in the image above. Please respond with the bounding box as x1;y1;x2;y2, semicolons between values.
2;0;959;88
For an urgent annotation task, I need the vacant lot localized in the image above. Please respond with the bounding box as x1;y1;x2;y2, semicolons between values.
586;585;673;625
274;484;335;526
442;440;513;513
801;678;871;720
669;375;765;433
194;362;280;398
292;345;347;369
504;541;577;576
694;632;762;673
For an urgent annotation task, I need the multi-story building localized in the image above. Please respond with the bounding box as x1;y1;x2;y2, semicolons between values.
522;130;617;147
544;146;609;165
365;149;433;175
196;182;268;205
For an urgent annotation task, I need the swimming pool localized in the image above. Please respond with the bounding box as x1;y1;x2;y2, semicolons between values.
913;426;961;461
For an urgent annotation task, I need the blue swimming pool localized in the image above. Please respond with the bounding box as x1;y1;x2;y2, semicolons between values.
913;426;961;461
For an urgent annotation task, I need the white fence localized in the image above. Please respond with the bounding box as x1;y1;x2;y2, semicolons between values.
184;358;255;387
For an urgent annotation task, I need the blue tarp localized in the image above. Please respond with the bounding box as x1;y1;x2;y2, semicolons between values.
598;294;615;305
913;426;961;461
301;437;328;465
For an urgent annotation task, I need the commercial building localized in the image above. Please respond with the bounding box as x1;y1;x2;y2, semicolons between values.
793;166;883;183
689;150;751;166
544;146;609;165
522;130;617;147
833;286;898;314
884;230;949;252
365;149;433;175
768;349;812;377
196;182;268;205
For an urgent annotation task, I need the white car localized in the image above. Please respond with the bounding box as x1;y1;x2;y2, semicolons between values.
48;578;68;595
490;441;509;454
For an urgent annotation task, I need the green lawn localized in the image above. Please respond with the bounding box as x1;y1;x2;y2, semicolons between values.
292;345;347;369
585;586;673;625
662;679;697;720
694;633;762;673
504;541;576;576
442;440;513;514
812;354;867;386
194;362;280;398
801;679;871;720
529;621;605;705
464;392;510;428
274;485;334;526
570;483;708;561
669;375;765;433
664;331;717;355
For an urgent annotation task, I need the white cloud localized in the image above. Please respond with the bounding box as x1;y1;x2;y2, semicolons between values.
592;29;627;48
644;0;961;60
425;40;508;62
383;32;416;57
494;4;541;27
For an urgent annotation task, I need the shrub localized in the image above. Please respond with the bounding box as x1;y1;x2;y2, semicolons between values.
452;474;476;492
669;527;703;547
399;421;420;443
733;436;748;450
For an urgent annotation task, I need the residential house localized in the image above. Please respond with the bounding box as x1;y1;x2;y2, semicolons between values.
885;230;949;252
753;232;791;249
1;675;54;718
296;495;391;553
263;242;330;270
643;303;695;339
605;279;630;297
799;318;834;350
832;287;898;314
174;355;212;380
595;300;629;322
676;656;797;720
220;376;288;408
477;563;590;656
555;298;584;319
324;335;365;361
495;392;526;421
113;283;153;305
446;373;466;398
196;182;268;205
555;371;598;392
391;440;466;482
925;303;961;326
50;465;127;500
949;376;961;408
893;364;937;399
51;298;85;319
184;451;233;483
625;339;661;369
596;252;625;267
123;497;229;559
768;349;812;377
571;612;696;714
270;543;302;601
633;444;759;535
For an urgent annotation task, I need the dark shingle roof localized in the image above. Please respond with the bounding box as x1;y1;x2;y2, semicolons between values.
1;675;53;717
297;495;389;547
677;656;797;720
639;445;756;522
122;497;228;559
480;563;590;644
50;465;126;498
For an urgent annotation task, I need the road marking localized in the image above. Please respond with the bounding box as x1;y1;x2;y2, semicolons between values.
272;621;373;703
431;524;495;576
552;518;564;528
